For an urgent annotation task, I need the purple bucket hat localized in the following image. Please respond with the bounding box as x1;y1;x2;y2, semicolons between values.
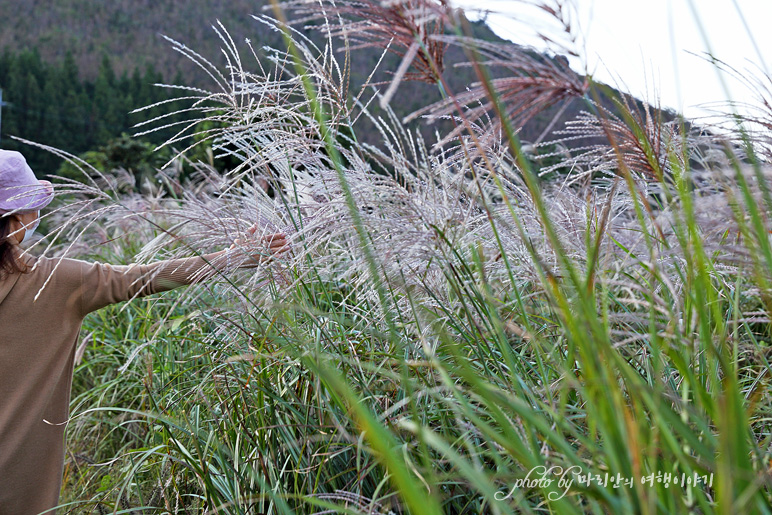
0;150;54;215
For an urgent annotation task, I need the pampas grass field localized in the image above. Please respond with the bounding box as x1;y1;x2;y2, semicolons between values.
30;0;772;513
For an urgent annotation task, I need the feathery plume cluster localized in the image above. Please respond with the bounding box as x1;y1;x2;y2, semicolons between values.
279;0;452;84
407;35;588;149
534;96;687;184
132;16;375;200
696;56;772;163
36;8;772;352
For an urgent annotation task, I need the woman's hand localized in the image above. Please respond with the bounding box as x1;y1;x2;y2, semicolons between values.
229;225;289;267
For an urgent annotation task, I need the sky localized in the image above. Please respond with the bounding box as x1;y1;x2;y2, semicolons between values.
454;0;772;124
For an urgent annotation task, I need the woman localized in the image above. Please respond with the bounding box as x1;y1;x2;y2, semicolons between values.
0;150;287;514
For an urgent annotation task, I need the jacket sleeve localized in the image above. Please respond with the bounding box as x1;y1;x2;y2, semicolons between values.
76;251;227;317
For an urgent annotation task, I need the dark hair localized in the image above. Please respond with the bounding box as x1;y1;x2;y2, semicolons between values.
0;215;28;279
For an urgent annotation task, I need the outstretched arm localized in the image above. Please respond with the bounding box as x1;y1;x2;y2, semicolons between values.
76;230;288;316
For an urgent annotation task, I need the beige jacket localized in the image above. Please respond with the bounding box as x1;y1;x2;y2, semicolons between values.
0;251;224;514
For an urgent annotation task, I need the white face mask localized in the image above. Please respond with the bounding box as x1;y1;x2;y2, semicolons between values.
20;217;39;244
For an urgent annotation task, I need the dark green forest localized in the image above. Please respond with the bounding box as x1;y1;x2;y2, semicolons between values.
0;49;186;174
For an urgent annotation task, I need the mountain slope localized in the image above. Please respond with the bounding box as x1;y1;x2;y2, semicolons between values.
0;1;666;177
0;0;284;80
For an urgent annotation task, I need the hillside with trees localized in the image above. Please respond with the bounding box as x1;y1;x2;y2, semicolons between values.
0;0;673;178
0;0;287;80
0;49;188;172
